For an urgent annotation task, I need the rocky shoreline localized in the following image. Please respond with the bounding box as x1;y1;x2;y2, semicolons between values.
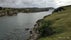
0;11;17;17
27;19;46;40
27;30;40;40
27;21;41;40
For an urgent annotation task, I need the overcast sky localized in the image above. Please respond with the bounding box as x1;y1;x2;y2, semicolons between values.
0;0;71;8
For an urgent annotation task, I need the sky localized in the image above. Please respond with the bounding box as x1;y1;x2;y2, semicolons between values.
55;0;71;7
0;0;71;8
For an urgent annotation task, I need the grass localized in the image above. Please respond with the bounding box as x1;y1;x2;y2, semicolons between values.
38;5;71;40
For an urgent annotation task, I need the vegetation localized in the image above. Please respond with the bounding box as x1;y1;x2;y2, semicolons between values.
0;7;51;17
36;19;54;37
0;7;50;13
37;5;71;40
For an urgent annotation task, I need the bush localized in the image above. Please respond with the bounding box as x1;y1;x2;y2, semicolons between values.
38;20;54;37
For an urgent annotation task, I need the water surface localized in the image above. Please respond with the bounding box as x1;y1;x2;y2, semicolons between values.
0;9;53;40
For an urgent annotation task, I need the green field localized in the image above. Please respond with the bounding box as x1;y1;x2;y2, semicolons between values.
38;5;71;40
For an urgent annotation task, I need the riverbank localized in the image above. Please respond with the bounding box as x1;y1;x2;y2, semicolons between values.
0;7;53;17
35;5;71;40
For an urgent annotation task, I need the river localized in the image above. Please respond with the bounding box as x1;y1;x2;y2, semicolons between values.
0;9;54;40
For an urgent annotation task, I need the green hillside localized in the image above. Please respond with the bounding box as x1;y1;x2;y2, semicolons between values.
38;5;71;40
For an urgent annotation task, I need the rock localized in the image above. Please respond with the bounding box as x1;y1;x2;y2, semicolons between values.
7;12;13;16
1;13;5;16
29;31;33;34
0;13;2;17
25;28;29;31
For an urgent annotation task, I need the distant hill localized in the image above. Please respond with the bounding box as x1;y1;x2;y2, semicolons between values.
0;7;53;13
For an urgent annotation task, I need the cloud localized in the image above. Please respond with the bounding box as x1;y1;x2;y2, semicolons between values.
54;0;71;7
0;0;71;8
0;0;56;8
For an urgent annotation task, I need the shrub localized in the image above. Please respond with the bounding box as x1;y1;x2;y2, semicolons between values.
38;20;54;37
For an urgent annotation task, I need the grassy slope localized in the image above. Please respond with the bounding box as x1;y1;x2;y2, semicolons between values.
38;5;71;40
